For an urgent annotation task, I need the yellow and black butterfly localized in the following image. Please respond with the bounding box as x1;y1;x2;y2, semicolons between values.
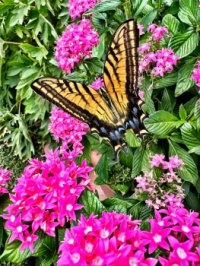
31;19;146;148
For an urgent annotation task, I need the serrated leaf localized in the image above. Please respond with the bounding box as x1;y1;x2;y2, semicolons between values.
16;67;40;90
181;122;200;150
178;0;198;25
9;6;29;27
144;110;181;136
20;44;48;62
162;14;180;34
79;190;106;216
169;31;198;59
168;140;198;184
175;59;197;96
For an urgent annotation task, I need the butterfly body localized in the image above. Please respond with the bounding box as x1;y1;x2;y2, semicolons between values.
32;19;147;148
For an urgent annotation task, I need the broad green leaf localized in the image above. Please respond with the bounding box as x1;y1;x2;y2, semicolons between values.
189;146;200;155
144;110;181;136
79;190;106;216
169;31;199;59
160;88;176;113
162;14;180;34
131;147;145;177
185;191;200;211
125;130;141;148
0;240;31;263
175;59;197;96
16;67;41;90
168;140;198;184
181;122;200;150
184;96;198;115
90;0;121;13
140;9;157;28
153;72;178;89
95;154;109;185
194;100;200;129
179;104;187;120
178;0;198;25
132;0;148;17
103;197;134;214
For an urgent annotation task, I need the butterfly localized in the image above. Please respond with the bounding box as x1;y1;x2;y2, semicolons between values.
31;19;146;150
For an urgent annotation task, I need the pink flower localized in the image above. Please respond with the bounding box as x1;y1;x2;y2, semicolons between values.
90;77;104;90
147;24;168;41
0;167;12;194
150;154;165;167
168;236;199;263
68;0;97;19
191;60;200;87
55;19;99;74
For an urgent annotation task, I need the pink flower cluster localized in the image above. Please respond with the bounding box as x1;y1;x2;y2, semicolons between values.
0;167;12;194
58;212;158;266
134;154;184;209
49;107;89;161
138;24;178;77
68;0;97;19
58;206;200;265
2;150;92;252
90;77;104;90
147;24;169;41
191;60;200;87
55;19;99;74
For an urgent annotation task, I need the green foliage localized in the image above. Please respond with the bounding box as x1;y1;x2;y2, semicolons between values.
1;0;200;264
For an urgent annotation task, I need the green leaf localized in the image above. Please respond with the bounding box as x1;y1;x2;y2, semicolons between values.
131;147;145;177
90;0;121;13
179;104;187;120
185;191;200;212
16;67;40;90
125;130;141;148
144;110;181;136
181;122;200;150
189;146;200;155
178;0;198;25
169;31;199;59
79;190;106;216
175;59;197;96
160;88;176;113
95;154;109;185
194;100;200;129
9;5;29;27
103;197;133;214
20;44;48;63
153;72;178;89
132;0;148;17
162;14;180;34
0;239;31;263
168;140;198;185
140;9;157;28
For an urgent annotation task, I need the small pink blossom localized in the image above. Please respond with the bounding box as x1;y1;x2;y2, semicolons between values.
91;77;104;90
